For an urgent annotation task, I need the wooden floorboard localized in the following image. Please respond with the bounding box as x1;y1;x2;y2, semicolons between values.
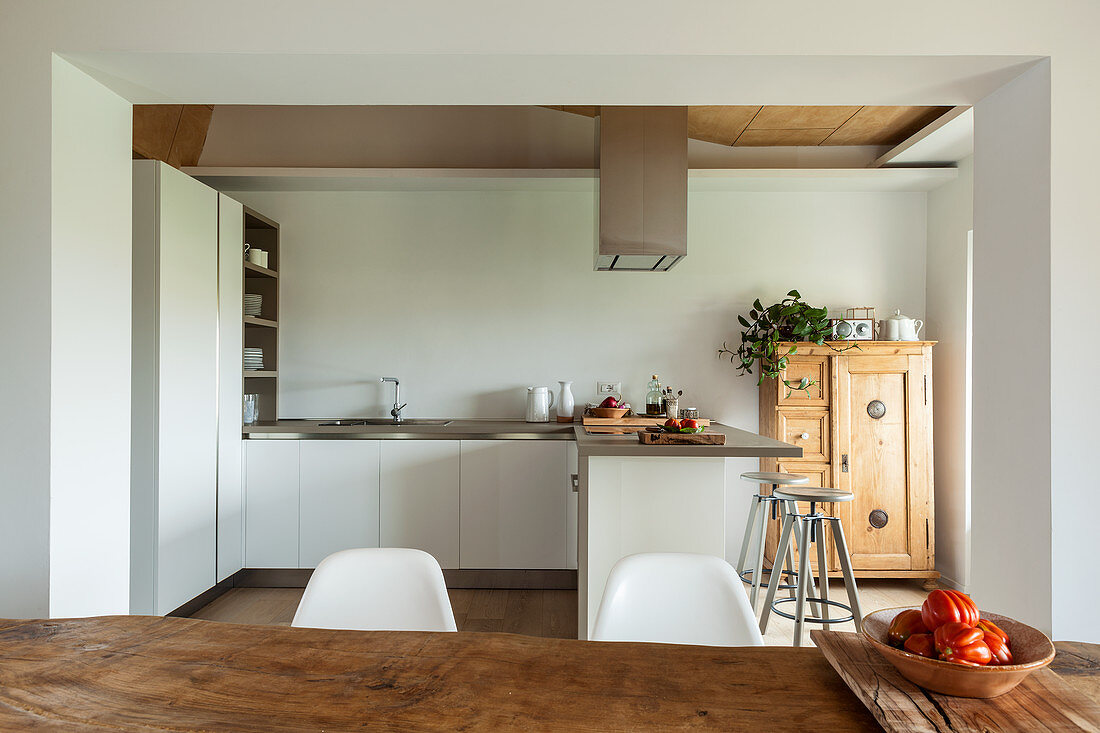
188;581;931;645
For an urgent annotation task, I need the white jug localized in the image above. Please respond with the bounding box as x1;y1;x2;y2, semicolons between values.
525;386;555;423
879;309;924;341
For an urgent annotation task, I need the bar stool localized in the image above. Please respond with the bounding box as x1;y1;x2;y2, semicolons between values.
758;487;863;647
735;471;811;611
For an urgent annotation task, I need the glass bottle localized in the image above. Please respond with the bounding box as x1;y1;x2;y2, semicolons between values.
645;375;663;416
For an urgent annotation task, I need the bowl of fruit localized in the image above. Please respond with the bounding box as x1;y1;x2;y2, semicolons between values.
590;396;630;419
862;590;1055;698
661;417;704;434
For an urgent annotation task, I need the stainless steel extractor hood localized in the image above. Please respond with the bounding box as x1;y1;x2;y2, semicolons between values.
596;106;688;272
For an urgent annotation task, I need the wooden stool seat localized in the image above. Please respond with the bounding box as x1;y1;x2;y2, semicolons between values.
773;486;854;504
739;472;809;485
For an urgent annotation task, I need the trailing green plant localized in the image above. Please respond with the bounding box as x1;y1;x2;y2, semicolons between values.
718;290;854;394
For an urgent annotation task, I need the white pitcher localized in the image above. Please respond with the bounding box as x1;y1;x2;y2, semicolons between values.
556;381;575;423
525;386;555;423
879;309;924;341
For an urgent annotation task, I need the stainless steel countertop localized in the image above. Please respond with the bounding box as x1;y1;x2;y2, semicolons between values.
243;419;576;440
243;419;801;459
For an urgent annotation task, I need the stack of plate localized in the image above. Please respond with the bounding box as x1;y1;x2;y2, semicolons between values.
244;347;264;371
244;294;263;317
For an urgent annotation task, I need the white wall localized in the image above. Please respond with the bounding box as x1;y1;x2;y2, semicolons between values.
49;57;133;616
925;155;973;591
972;63;1053;631
232;189;927;422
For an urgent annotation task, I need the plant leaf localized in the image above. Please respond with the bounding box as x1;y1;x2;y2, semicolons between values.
737;315;750;328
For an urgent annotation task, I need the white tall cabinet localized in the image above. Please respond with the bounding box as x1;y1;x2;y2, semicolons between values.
132;161;228;615
216;194;245;582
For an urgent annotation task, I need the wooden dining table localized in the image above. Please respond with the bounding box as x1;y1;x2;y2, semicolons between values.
0;615;882;731
1;616;1097;731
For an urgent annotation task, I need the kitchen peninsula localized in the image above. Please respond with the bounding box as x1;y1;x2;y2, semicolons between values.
243;420;799;639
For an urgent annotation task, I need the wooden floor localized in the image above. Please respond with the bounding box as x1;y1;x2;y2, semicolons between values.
189;580;926;645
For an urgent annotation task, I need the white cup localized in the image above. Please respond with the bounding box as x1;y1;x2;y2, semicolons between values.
247;248;266;266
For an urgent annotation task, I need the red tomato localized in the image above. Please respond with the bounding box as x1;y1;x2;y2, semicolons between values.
934;622;992;666
887;609;930;648
976;618;1010;647
983;631;1013;665
903;633;937;659
921;589;980;631
664;418;681;430
680;418;699;429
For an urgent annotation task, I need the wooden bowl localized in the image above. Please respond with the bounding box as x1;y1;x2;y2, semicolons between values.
590;407;629;418
862;607;1055;698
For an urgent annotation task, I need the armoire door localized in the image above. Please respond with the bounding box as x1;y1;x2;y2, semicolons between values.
836;354;933;571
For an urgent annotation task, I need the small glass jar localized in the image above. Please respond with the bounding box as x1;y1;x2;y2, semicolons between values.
665;397;679;419
243;394;259;425
681;407;699;420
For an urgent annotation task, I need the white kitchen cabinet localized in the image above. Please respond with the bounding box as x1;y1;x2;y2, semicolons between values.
379;441;461;568
216;194;245;582
460;440;569;569
244;440;300;568
131;161;219;615
299;440;381;568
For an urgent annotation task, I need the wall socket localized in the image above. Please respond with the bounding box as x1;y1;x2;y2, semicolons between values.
597;381;622;396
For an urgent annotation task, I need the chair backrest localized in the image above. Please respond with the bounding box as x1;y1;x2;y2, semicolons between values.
292;548;458;632
592;552;764;646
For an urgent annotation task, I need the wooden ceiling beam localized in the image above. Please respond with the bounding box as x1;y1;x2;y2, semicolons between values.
133;104;213;168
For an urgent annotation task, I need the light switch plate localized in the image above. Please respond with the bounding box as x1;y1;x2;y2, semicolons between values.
597;381;622;396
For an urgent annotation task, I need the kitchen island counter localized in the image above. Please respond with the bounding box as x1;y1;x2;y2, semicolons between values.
574;423;799;458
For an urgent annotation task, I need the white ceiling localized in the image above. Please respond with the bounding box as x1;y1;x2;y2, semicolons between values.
67;53;1041;107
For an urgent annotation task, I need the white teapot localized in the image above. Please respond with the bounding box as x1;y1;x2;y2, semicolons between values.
879;309;924;341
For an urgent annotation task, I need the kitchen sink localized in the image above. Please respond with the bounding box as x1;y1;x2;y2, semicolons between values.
362;418;453;426
318;418;453;426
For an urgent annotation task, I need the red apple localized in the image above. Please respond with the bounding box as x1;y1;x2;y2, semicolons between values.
599;396;620;409
680;418;699;430
664;418;681;430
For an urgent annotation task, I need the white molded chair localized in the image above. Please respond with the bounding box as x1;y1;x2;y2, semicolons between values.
592;553;764;647
292;548;458;632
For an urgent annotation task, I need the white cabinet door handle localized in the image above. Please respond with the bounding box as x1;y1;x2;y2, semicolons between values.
800;432;810;440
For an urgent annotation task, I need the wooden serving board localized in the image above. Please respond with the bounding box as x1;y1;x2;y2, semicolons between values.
637;431;725;445
582;416;710;426
812;630;1100;732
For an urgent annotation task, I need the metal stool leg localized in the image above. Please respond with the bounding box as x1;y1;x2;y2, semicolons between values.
828;516;863;632
778;500;798;601
793;517;812;647
735;493;761;576
815;516;830;622
750;495;770;609
785;499;821;618
759;509;795;634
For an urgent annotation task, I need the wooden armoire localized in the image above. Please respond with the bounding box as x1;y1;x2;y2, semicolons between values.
758;341;937;586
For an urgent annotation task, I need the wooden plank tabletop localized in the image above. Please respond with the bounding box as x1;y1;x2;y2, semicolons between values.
812;630;1100;732
0;615;879;732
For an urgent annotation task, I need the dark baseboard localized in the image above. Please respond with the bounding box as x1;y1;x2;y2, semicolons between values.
235;568;314;588
443;569;577;590
174;567;579;616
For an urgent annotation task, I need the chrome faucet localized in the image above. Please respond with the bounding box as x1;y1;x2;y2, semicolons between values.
380;377;407;423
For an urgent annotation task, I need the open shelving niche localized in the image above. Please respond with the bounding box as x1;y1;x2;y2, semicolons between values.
242;206;280;424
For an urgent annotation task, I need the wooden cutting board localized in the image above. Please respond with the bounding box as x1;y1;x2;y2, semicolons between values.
812;630;1100;732
637;431;725;445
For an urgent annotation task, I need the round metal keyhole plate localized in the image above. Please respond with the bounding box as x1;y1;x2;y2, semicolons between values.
867;400;886;419
869;509;889;529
